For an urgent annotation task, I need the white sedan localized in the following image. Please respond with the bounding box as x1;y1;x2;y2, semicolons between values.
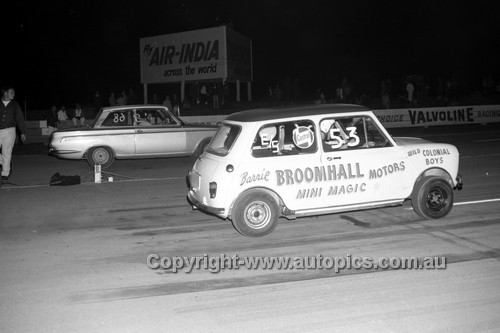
49;105;218;168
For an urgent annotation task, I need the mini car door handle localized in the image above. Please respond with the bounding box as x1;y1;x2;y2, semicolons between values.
136;129;143;133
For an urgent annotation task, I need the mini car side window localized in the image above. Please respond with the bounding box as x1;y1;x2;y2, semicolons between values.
102;110;134;127
252;120;316;157
320;116;391;152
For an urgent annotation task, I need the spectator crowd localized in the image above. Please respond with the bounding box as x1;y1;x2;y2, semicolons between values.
30;73;500;130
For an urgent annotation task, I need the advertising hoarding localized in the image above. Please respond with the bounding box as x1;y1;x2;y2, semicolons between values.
375;105;500;128
140;26;252;84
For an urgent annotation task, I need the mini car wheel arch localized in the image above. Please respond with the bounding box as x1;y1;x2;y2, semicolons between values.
419;167;455;188
411;176;453;219
86;146;115;169
230;189;281;237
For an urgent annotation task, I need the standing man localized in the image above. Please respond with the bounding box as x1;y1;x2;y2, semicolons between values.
406;79;415;105
0;86;26;181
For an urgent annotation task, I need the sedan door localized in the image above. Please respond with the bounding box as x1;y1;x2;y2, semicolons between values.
97;109;136;157
134;108;187;156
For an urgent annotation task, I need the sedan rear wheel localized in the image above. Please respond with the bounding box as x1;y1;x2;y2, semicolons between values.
87;146;114;169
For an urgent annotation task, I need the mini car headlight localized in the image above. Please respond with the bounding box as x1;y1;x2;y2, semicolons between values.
209;182;217;198
60;137;74;143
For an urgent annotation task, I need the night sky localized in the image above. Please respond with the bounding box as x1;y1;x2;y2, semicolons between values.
4;0;500;110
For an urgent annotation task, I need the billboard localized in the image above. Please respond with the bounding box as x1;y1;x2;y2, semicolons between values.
140;26;252;84
226;27;253;81
375;105;500;128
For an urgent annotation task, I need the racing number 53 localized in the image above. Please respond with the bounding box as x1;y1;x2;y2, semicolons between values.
328;126;360;149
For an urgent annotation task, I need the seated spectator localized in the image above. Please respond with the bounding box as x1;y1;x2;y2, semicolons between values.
72;103;86;127
46;105;59;134
58;106;68;121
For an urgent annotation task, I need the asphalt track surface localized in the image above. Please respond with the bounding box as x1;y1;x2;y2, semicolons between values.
1;124;499;332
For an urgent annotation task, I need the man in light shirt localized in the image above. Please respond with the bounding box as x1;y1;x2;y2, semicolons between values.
0;86;26;181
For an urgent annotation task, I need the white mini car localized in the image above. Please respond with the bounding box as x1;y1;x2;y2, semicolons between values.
187;104;463;237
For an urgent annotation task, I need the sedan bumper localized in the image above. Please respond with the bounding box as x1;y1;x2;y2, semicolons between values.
48;148;85;159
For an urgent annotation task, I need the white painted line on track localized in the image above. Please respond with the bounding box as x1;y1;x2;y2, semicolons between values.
474;138;500;142
1;184;50;189
3;178;499;210
110;176;185;182
461;153;500;158
455;198;500;206
0;176;186;190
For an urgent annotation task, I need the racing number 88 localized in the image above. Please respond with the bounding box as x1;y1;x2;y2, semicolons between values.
113;112;126;123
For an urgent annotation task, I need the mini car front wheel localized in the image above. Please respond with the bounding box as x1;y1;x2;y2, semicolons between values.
87;146;114;169
411;176;453;219
232;191;279;237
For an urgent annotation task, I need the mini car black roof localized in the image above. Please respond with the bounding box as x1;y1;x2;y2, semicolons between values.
225;104;371;122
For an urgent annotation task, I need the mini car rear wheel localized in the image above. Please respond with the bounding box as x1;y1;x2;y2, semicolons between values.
87;146;114;169
232;191;279;237
411;176;453;219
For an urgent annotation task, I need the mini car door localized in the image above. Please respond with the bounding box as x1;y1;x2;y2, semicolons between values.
318;115;408;207
134;108;187;155
245;119;321;211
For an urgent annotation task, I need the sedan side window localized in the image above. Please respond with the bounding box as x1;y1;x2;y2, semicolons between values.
160;110;177;125
252;120;317;157
135;109;178;126
102;110;134;127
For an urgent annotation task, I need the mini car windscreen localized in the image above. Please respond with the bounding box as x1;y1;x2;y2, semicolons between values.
319;116;392;152
206;124;241;156
252;120;317;157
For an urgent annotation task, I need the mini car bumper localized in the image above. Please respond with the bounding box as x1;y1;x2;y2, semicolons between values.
455;173;463;190
187;191;225;216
